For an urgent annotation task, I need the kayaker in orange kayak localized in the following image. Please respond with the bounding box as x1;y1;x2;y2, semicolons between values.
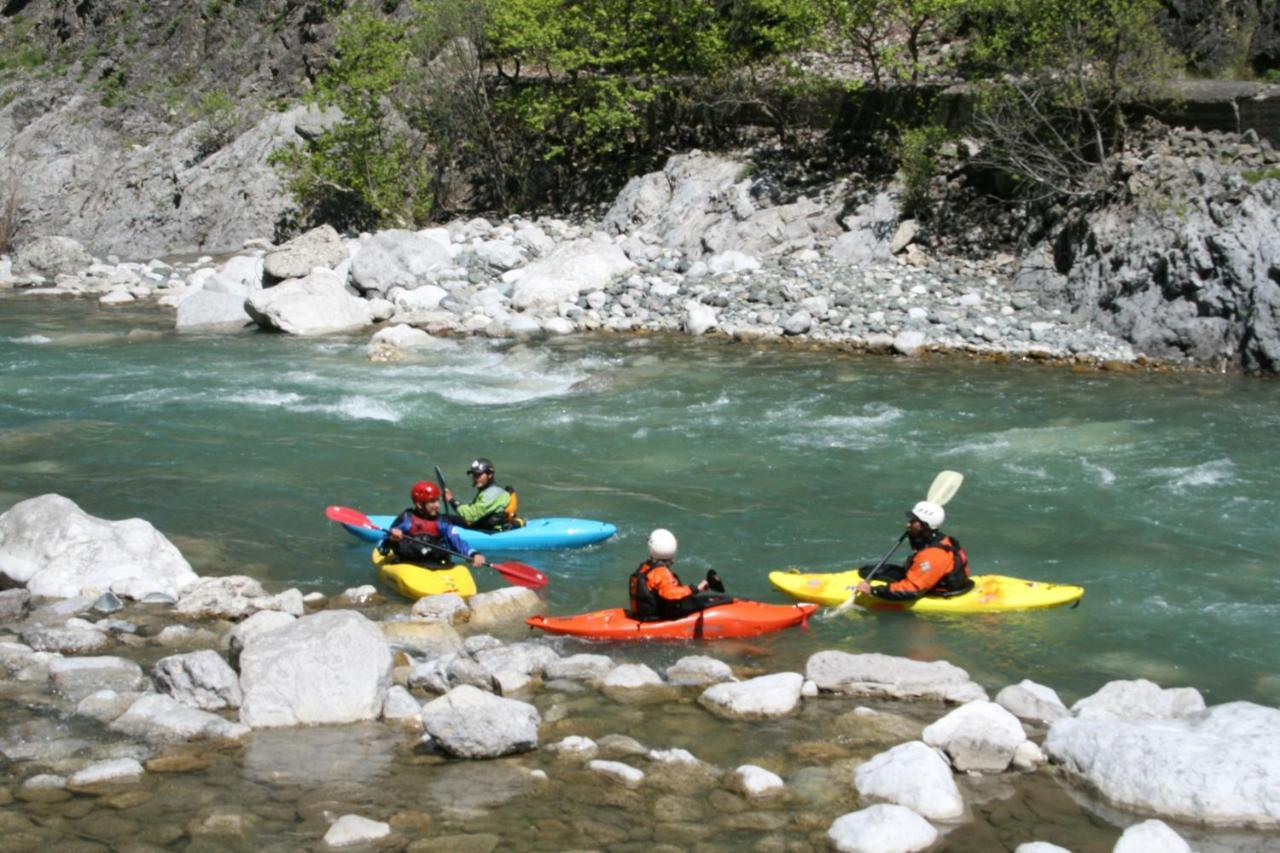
628;528;728;620
854;500;972;601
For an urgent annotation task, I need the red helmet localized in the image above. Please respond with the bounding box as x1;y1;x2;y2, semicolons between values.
411;481;441;503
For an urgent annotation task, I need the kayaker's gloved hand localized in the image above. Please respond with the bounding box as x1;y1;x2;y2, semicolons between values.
705;570;724;593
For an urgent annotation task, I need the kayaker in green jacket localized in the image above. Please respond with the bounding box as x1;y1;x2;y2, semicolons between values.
444;457;522;531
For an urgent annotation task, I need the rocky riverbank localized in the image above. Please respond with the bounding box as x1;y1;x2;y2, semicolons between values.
1;494;1277;852
0;150;1157;372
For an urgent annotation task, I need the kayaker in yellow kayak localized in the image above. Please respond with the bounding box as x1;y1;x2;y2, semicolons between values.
628;528;727;620
854;501;973;601
443;457;524;531
380;481;486;569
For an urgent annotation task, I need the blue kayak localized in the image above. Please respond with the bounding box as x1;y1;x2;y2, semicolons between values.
342;515;617;550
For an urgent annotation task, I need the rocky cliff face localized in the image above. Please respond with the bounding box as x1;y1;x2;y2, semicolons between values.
1012;124;1280;373
0;0;339;257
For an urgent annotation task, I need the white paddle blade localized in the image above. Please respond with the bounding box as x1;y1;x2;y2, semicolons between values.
927;470;964;507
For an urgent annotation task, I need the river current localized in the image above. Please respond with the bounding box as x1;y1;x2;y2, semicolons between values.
2;295;1279;850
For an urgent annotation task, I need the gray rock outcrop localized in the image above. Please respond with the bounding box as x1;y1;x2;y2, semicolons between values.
1014;125;1280;373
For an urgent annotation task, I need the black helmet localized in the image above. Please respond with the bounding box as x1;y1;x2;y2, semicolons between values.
467;457;495;477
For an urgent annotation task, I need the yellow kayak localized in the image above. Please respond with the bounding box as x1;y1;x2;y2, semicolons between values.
372;549;477;600
768;570;1084;613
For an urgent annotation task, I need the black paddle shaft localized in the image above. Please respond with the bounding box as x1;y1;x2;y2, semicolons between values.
434;464;461;513
862;531;907;585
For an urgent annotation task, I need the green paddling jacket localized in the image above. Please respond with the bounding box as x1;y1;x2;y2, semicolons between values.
454;483;513;529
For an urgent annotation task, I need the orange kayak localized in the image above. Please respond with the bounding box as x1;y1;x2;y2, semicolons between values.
525;599;818;641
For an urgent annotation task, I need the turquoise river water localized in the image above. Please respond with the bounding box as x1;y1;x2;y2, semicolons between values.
1;294;1279;851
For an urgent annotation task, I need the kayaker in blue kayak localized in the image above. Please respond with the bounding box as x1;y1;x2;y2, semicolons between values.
381;481;486;569
628;529;727;621
444;457;524;531
854;500;972;600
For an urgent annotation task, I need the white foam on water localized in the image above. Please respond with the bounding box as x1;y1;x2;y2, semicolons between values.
780;405;904;449
943;421;1139;459
8;334;52;344
1003;462;1049;479
94;387;203;404
1081;458;1116;485
225;390;305;407
294;395;402;423
1153;458;1236;492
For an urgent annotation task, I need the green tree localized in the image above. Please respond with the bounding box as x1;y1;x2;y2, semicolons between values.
966;0;1182;199
821;0;965;85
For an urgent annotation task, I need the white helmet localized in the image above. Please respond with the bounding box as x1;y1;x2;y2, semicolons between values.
909;500;945;529
647;528;678;560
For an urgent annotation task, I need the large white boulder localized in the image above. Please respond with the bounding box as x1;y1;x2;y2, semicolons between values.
1070;679;1205;721
1044;701;1280;828
0;494;198;599
922;700;1030;772
419;684;540;758
827;803;939;853
175;287;254;331
264;225;348;280
543;654;615;684
350;229;452;295
853;740;964;820
238;610;392;728
698;672;804;720
510;240;635;310
806;650;987;704
245;268;374;335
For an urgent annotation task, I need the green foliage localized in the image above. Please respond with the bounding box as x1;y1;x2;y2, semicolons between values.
966;0;1182;199
1242;166;1280;184
896;123;951;216
822;0;965;84
97;69;129;108
277;0;826;226
272;2;443;231
486;0;822;196
189;89;245;159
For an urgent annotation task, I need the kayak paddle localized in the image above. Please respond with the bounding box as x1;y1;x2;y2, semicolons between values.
324;505;548;589
434;464;461;516
825;470;965;618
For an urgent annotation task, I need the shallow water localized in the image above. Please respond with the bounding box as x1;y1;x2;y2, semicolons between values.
2;294;1280;849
